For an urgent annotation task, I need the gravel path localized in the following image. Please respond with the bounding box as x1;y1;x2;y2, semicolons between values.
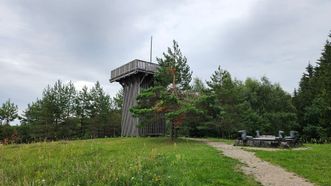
238;146;309;151
207;141;314;186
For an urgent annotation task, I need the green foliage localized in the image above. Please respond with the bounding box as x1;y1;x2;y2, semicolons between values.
183;92;222;137
155;40;192;90
3;33;330;143
131;40;193;140
112;88;124;110
0;99;18;125
191;77;206;93
293;32;331;142
0;124;18;143
185;66;297;138
14;80;121;142
21;80;78;139
0;138;258;185
0;100;19;143
255;143;331;186
133;57;297;139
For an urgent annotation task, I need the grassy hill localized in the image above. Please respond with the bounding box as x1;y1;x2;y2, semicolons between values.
0;138;258;186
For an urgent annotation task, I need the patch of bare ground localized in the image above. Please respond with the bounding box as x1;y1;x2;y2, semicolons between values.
238;146;309;151
207;142;314;186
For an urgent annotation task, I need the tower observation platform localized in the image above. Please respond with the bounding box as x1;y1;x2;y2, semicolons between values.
110;59;165;136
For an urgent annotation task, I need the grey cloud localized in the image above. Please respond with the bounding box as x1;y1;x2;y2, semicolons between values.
192;1;331;92
0;0;331;116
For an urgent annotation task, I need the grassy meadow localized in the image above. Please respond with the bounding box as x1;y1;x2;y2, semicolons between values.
0;138;258;186
254;144;331;186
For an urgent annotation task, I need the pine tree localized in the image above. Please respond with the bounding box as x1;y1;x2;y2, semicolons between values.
0;99;18;125
294;32;331;141
206;66;243;137
155;40;192;90
312;32;331;138
131;40;192;140
19;80;120;142
112;89;123;111
293;63;316;133
76;86;93;137
90;81;112;137
191;78;206;93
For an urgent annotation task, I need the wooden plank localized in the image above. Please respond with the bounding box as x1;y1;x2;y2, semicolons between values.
111;60;165;137
110;60;159;83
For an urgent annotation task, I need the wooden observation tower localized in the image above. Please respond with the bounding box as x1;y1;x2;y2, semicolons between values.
110;59;165;136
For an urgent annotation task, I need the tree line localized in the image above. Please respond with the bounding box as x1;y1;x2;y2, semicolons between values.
0;81;122;143
293;32;331;142
131;41;297;140
132;33;331;142
1;32;330;143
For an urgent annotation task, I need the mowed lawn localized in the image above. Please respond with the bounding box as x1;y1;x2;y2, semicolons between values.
0;138;258;186
254;144;331;186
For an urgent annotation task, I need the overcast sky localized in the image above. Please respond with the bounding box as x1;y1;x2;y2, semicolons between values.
1;0;331;116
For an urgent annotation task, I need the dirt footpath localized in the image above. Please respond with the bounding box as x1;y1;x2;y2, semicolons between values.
207;142;314;186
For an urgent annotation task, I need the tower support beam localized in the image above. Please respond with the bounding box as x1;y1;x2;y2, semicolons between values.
110;59;165;136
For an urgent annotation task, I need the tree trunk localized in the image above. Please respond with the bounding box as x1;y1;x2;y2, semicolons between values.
218;127;222;138
171;122;175;141
174;127;178;139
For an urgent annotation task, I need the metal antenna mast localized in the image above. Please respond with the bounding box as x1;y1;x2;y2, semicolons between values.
150;36;153;63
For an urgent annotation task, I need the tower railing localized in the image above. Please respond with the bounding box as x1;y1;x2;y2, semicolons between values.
110;59;158;82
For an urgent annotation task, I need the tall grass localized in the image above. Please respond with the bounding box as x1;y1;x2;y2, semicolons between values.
0;138;258;186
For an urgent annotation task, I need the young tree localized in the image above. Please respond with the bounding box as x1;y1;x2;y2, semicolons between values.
206;66;243;137
22;99;45;139
112;88;124;111
90;81;113;137
155;40;192;90
19;80;120;142
0;99;18;143
75;86;93;137
131;40;193;140
293;63;316;131
22;81;78;139
0;99;18;125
